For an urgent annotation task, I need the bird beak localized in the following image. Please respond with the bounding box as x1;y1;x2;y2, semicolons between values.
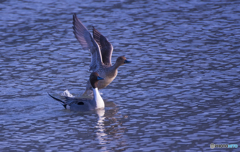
124;60;131;63
97;76;104;80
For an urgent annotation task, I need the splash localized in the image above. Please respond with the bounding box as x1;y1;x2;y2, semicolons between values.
61;90;75;97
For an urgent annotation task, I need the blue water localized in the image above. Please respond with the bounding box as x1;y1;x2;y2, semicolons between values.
0;0;240;151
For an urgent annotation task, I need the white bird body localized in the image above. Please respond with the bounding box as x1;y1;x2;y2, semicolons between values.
49;72;105;111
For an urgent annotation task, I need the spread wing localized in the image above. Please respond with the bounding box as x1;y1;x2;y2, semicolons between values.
93;27;113;66
73;13;103;71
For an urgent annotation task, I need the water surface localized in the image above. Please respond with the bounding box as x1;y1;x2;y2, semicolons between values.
0;0;240;151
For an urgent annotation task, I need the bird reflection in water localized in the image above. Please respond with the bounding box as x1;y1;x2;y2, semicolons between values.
94;100;129;151
95;109;107;148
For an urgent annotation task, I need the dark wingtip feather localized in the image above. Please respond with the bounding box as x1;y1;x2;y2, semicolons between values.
48;92;67;109
73;13;78;23
73;14;75;22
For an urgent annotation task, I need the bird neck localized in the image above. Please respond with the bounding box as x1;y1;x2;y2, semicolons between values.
109;63;120;72
113;61;122;69
93;88;105;109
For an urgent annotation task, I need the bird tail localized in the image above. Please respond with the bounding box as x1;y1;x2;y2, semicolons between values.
48;92;67;109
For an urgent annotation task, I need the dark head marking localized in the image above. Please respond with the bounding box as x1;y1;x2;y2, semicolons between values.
90;72;104;88
77;102;84;105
